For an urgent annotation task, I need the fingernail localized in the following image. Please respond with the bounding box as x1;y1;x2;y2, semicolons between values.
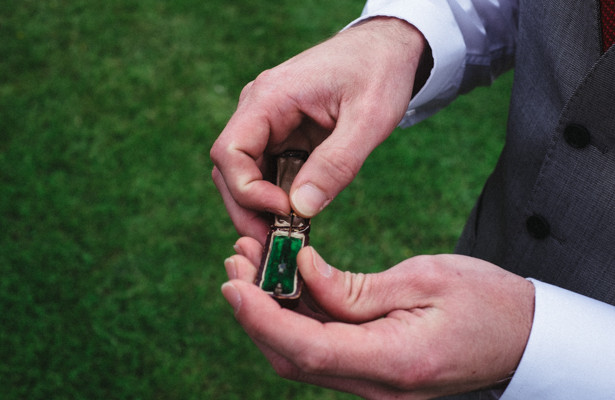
310;247;332;278
221;282;242;313
224;257;237;279
291;183;328;217
265;207;286;216
233;243;242;255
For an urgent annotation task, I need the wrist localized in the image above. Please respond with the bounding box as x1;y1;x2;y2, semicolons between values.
347;16;431;95
350;16;425;65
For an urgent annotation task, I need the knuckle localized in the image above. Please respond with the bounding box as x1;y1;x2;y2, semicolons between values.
411;255;447;279
294;342;333;375
209;138;228;167
250;69;279;96
343;270;368;308
405;255;450;292
272;360;300;381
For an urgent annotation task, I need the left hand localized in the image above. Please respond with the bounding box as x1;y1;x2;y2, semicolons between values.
221;237;535;399
210;18;426;243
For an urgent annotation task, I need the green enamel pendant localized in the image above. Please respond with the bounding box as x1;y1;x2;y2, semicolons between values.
255;151;310;307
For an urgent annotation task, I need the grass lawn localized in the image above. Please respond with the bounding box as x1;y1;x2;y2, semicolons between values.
1;1;512;399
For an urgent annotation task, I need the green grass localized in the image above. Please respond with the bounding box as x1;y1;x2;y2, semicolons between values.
1;1;512;399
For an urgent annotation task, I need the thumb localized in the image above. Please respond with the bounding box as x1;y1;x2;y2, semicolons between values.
297;247;411;323
289;146;362;218
289;107;394;218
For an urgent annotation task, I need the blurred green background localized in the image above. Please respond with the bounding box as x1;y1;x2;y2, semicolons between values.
1;1;512;399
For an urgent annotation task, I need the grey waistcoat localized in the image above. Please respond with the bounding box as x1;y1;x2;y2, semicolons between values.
456;0;615;306
442;1;614;399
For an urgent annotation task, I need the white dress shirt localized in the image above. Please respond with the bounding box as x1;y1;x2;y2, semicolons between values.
346;0;518;126
347;1;615;398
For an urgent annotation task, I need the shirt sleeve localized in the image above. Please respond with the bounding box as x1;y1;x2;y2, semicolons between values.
501;279;615;400
346;0;518;126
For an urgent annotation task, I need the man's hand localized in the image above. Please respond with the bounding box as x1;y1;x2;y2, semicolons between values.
210;18;426;243
221;237;535;399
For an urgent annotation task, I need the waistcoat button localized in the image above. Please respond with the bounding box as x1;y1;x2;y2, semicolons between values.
564;124;591;149
526;214;550;239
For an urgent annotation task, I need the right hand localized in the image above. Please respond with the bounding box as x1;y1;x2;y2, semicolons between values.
222;237;534;399
210;17;427;243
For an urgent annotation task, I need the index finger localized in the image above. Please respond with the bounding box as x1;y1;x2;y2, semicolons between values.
210;68;317;217
210;111;290;216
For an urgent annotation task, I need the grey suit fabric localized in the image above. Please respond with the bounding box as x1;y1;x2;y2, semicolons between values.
457;0;615;304
441;0;614;398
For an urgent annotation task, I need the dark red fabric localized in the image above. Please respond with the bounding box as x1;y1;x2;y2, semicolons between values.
601;0;615;52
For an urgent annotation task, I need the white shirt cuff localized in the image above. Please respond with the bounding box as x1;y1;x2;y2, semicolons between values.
501;279;615;400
